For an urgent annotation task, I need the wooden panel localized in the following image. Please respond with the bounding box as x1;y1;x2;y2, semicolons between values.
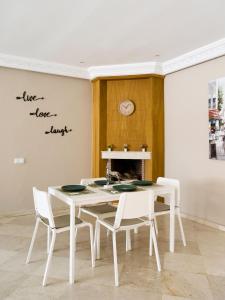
106;78;153;180
151;77;164;181
91;80;107;177
91;75;164;181
107;79;151;150
145;78;153;180
91;80;99;176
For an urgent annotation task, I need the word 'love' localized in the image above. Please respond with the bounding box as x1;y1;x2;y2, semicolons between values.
30;107;57;118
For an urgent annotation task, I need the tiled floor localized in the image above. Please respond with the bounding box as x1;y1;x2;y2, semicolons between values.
0;213;225;300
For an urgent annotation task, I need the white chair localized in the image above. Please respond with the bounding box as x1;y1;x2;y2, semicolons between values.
153;177;186;246
94;190;161;286
26;187;95;286
78;178;117;259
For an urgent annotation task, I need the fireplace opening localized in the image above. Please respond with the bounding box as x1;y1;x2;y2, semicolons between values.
110;159;143;180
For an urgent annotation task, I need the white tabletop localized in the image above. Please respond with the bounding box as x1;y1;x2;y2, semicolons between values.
48;184;174;207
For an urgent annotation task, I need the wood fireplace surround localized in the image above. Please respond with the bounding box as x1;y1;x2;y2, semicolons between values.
91;74;164;181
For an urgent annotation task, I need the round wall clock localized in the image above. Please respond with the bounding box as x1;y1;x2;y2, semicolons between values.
119;99;135;116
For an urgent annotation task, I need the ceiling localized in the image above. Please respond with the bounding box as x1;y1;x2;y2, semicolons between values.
0;0;225;75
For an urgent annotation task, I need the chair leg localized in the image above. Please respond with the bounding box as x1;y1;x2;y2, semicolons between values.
153;216;158;235
47;226;51;254
42;230;56;286
94;220;101;260
126;230;128;252
177;209;186;246
134;228;138;234
126;230;131;251
94;222;98;260
149;225;153;256
89;224;95;268
78;207;81;218
150;218;158;256
151;223;161;272
97;221;101;259
26;218;40;264
107;229;110;237
112;231;119;287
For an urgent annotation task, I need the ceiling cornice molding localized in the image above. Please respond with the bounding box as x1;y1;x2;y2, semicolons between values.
0;38;225;79
0;53;89;79
88;62;163;79
162;37;225;74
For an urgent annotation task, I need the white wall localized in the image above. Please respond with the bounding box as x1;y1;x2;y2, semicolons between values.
165;56;225;226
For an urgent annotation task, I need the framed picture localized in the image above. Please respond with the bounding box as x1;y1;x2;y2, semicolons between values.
209;77;225;160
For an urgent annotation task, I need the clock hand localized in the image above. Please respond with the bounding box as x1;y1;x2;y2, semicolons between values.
123;103;130;109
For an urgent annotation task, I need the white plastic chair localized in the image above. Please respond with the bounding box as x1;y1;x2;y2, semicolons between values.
78;178;117;259
153;177;186;246
95;190;161;286
26;187;95;286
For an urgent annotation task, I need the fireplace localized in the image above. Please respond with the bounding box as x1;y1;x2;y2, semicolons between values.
111;159;142;180
101;151;151;180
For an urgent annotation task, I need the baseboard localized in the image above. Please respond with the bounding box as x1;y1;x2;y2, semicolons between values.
0;208;70;218
181;213;225;232
0;209;34;218
1;209;225;232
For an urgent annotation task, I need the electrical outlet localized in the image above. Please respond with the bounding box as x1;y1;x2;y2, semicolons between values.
14;158;25;164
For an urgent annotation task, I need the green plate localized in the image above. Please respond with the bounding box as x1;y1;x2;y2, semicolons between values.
61;185;86;192
113;184;137;192
94;180;115;186
132;180;153;186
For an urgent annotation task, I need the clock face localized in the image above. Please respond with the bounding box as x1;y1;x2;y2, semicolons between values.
119;100;135;116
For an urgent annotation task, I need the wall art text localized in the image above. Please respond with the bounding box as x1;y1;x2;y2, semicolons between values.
45;125;72;136
16;91;72;137
16;91;44;102
30;107;57;118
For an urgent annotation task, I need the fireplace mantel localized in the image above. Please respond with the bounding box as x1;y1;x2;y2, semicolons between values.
101;151;151;160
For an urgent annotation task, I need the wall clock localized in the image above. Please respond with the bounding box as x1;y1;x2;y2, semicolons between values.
119;99;135;116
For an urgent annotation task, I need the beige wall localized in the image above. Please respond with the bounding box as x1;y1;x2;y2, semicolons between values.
3;55;225;225
0;67;92;214
165;56;225;226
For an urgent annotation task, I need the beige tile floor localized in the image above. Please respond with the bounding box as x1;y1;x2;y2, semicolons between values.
0;213;225;300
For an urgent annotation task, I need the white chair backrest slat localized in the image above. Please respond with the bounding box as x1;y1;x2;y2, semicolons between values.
114;191;154;229
156;177;180;207
33;187;55;228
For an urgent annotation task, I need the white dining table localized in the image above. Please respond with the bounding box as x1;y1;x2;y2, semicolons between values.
48;182;175;284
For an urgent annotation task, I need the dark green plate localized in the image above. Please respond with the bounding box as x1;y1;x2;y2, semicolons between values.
113;184;137;192
94;180;114;186
61;185;86;192
132;180;153;186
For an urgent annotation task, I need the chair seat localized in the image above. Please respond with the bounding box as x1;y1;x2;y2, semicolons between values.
40;215;83;229
155;201;170;212
102;216;145;227
81;203;117;215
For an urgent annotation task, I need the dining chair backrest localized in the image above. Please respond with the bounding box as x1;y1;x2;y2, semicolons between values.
80;177;106;185
156;177;180;207
114;190;154;229
33;187;55;228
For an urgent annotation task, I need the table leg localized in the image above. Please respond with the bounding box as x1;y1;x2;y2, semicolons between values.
169;190;175;252
69;202;75;284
